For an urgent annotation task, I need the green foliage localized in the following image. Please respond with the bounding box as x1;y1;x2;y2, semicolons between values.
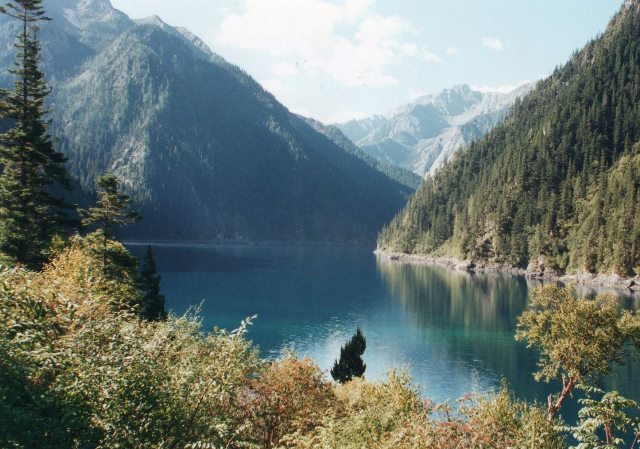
516;285;629;419
138;245;167;321
292;373;565;449
1;241;573;449
0;0;73;268
568;386;640;449
79;173;141;275
331;328;366;383
378;1;640;276
79;172;141;239
299;371;426;449
243;355;335;449
0;257;261;448
62;233;141;309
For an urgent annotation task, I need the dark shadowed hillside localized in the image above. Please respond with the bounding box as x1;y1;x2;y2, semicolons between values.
0;0;415;243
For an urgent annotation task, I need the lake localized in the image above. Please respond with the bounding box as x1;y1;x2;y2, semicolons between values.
129;243;640;417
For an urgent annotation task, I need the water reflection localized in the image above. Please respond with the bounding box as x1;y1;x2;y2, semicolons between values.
376;257;640;417
377;259;530;332
128;243;271;272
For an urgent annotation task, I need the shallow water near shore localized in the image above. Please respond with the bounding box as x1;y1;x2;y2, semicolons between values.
129;243;640;420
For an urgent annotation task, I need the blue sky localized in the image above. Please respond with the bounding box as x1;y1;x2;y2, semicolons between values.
111;0;624;123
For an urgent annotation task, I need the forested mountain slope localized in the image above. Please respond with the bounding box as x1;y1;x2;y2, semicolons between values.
0;0;414;243
378;0;640;276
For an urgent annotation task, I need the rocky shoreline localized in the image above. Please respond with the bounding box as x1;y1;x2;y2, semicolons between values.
374;250;639;293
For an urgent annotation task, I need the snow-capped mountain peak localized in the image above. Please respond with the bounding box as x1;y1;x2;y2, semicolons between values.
336;83;534;177
50;0;123;30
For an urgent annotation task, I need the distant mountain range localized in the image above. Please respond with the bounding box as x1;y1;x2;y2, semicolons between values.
337;84;533;177
0;0;418;243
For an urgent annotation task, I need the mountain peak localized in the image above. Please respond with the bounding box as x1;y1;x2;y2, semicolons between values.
135;15;168;28
444;84;473;94
49;0;119;28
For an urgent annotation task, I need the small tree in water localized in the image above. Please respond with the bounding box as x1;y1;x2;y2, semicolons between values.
331;328;366;383
138;245;167;321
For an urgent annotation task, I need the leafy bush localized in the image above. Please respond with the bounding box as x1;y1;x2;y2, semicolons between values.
0;241;261;448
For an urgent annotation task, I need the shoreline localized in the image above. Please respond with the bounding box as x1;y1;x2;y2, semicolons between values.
374;250;640;293
124;240;373;249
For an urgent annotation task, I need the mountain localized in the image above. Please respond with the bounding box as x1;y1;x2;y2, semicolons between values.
303;118;421;189
378;0;640;277
337;84;532;177
0;0;415;243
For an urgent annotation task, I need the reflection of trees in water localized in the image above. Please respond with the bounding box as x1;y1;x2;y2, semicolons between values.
376;258;539;399
606;356;640;399
376;259;529;333
572;284;640;310
376;258;640;408
377;259;640;333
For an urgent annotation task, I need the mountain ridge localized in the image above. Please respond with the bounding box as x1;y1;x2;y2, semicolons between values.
337;83;533;177
0;0;416;243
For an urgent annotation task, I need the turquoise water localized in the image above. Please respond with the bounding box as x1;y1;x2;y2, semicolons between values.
129;243;640;416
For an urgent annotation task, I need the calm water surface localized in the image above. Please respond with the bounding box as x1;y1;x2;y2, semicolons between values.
130;243;640;417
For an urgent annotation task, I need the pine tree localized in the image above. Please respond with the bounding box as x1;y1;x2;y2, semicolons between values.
138;245;167;321
79;173;140;273
331;328;366;383
0;0;73;268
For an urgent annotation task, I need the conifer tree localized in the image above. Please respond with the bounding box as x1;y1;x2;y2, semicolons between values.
0;0;73;268
138;245;167;321
79;173;140;273
331;328;366;383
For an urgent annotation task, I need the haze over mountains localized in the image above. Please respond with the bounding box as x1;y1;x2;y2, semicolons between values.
0;0;418;243
337;84;533;177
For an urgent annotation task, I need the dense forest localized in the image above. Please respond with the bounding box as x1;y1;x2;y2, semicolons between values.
378;1;640;277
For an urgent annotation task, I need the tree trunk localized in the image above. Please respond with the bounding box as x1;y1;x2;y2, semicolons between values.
547;376;576;421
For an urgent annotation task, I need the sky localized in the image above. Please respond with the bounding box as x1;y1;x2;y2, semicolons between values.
110;0;625;123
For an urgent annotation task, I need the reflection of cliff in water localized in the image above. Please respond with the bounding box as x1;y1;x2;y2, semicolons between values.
377;259;640;334
376;258;640;411
376;259;530;333
376;258;539;398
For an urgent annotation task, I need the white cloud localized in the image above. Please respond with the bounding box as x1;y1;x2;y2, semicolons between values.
422;49;442;63
402;43;441;63
289;106;312;117
471;80;530;94
217;0;421;87
482;37;504;51
445;46;459;55
273;62;300;77
260;78;285;96
343;0;373;21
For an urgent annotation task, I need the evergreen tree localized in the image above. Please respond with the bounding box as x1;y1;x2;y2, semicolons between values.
0;0;73;268
79;173;140;273
138;245;167;322
331;328;366;383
